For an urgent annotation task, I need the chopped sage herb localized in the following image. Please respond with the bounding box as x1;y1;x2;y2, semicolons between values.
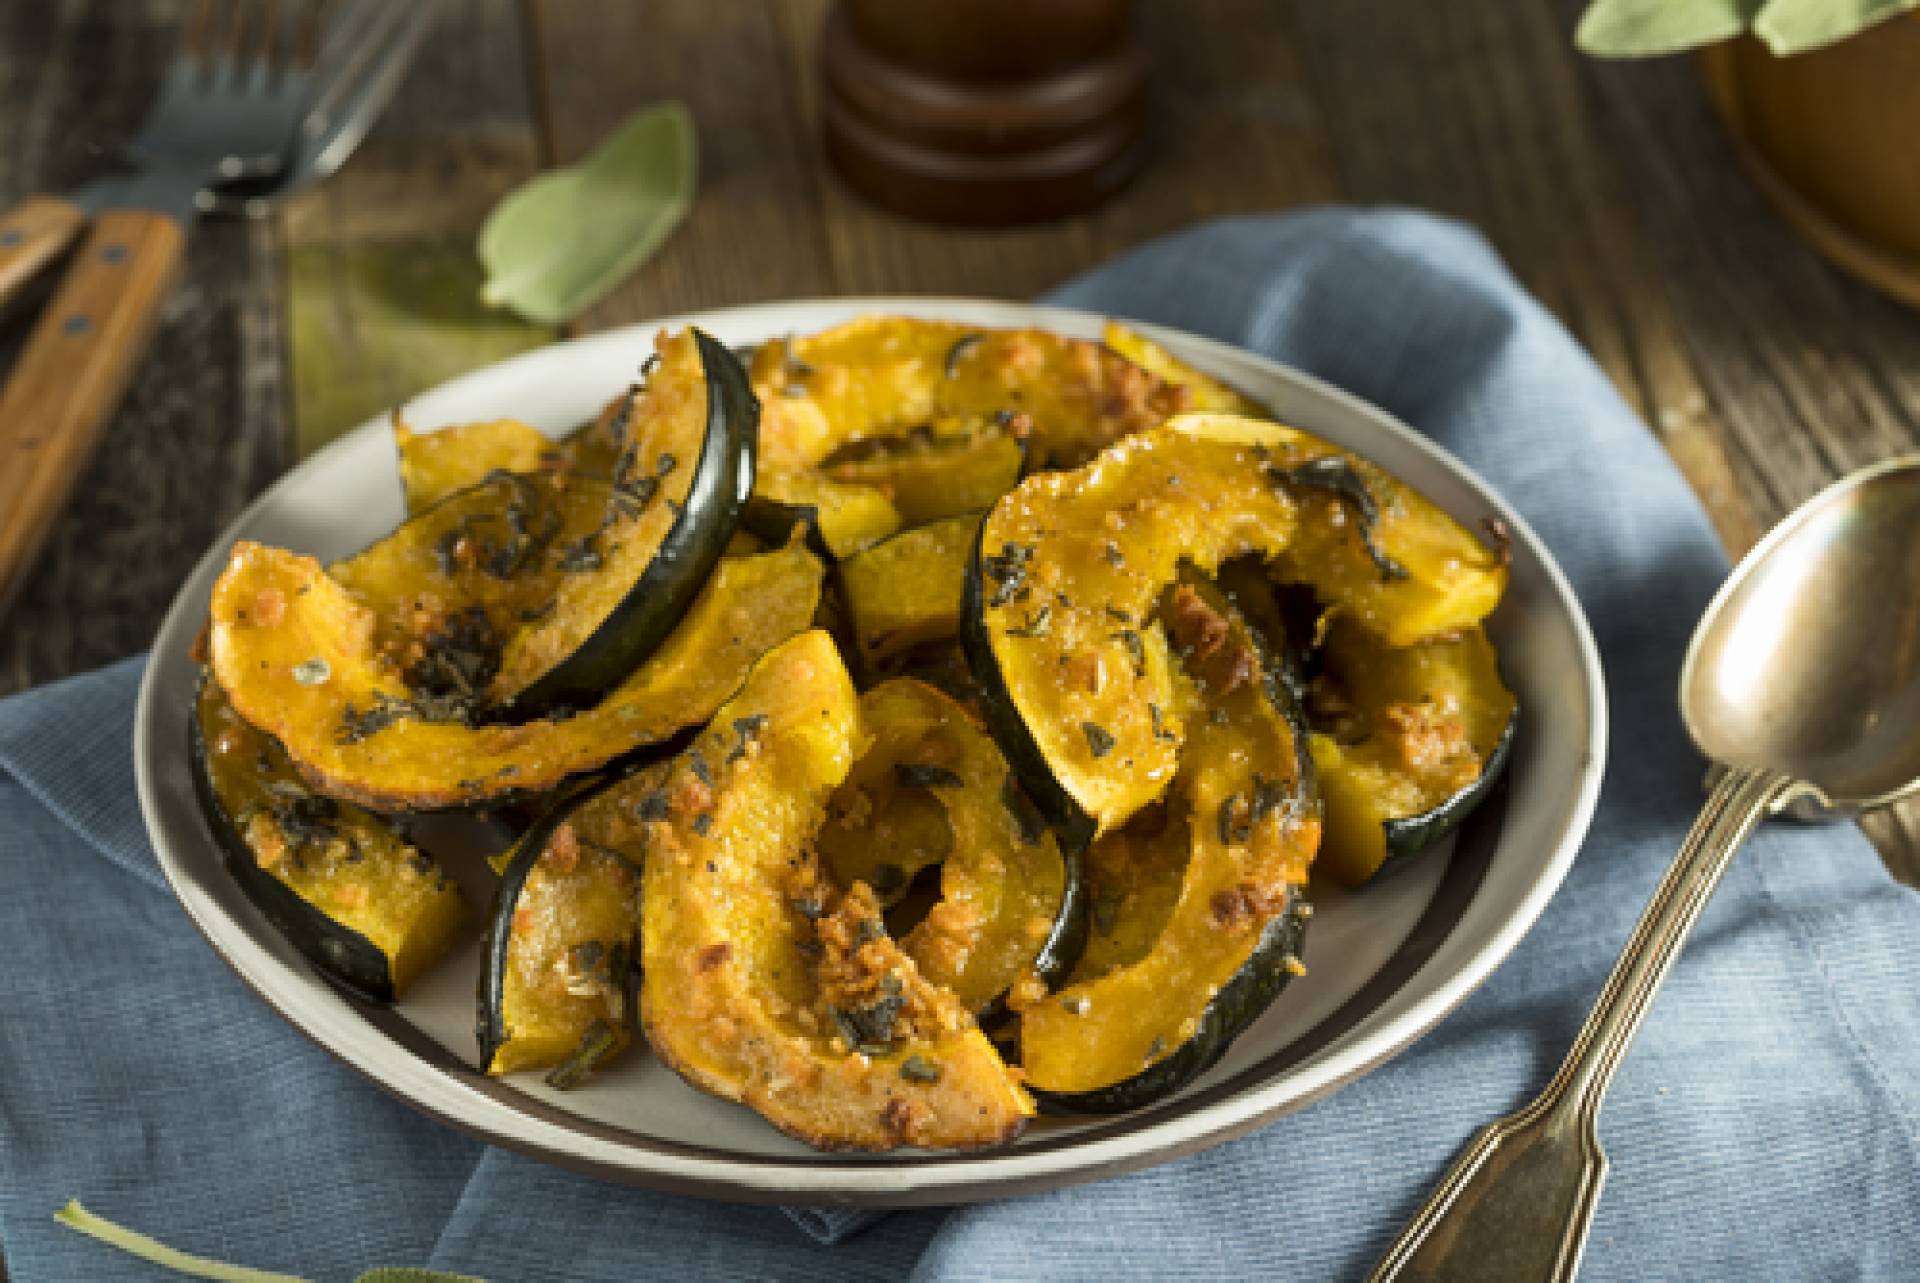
1111;628;1147;678
558;537;604;573
1103;605;1132;624
690;813;713;837
897;762;965;791
791;895;826;920
852;917;886;946
655;451;678;476
727;712;769;764
1149;702;1178;743
1250;772;1292;824
1006;605;1052;639
1082;721;1117;759
900;1054;944;1083
981;542;1035;608
830;991;904;1052
634;789;671;822
291;658;330;686
545;1018;621;1091
1218;794;1251;846
1266;456;1409;581
1146;1036;1167;1060
1104;541;1125;568
688;748;714;787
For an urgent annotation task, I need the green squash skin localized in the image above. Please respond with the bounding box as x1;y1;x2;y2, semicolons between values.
741;497;839;563
958;518;1101;857
1024;578;1319;1115
1374;705;1517;876
474;746;685;1073
1034;897;1311;1116
506;329;759;719
188;676;399;1004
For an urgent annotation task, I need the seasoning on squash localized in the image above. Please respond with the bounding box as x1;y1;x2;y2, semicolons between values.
1082;722;1117;759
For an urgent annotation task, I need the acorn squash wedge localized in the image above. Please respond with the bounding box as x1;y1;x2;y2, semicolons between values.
1019;577;1319;1113
823;423;1027;526
393;413;560;514
208;539;823;810
1305;618;1517;887
961;413;1507;846
750;315;1187;471
342;329;757;718
838;513;980;670
817;679;1082;1014
190;676;465;1003
639;630;1032;1151
478;763;670;1083
747;468;903;560
1100;321;1270;418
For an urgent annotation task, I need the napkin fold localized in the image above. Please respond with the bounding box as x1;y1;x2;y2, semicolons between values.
2;208;1915;1281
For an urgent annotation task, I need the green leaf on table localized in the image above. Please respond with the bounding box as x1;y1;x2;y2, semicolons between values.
1752;0;1919;54
53;1200;309;1282
478;101;697;324
1576;0;1764;56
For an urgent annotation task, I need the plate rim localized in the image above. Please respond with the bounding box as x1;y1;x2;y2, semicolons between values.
135;295;1608;1205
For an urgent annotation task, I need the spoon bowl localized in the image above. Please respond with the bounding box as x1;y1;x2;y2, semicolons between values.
1683;454;1920;813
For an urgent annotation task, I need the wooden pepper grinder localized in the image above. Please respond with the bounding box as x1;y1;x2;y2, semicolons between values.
819;0;1148;226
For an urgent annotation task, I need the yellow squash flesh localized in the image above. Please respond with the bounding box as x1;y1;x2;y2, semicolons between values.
196;681;465;995
209;541;824;810
979;414;1506;835
839;513;980;669
640;631;1032;1150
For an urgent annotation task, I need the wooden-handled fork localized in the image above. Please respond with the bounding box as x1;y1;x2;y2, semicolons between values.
0;0;438;616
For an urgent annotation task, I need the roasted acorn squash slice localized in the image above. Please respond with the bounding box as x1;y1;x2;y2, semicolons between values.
747;468;904;559
817;679;1082;1013
823;423;1027;527
209;540;823;810
1306;618;1517;887
838;513;980;670
962;413;1507;845
353;329;757;716
478;763;670;1083
1100;321;1270;418
750;316;1187;470
393;414;560;514
639;631;1032;1151
1019;578;1319;1113
190;676;465;1002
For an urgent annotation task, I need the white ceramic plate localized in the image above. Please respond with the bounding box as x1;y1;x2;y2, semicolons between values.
135;298;1606;1206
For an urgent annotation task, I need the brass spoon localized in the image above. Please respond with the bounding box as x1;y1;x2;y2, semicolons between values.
1372;455;1920;1281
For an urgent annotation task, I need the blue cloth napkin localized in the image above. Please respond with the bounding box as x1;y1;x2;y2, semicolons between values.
3;208;1916;1281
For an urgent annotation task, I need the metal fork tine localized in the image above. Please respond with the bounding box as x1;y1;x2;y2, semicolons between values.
314;0;391;71
306;0;438;175
306;1;410;125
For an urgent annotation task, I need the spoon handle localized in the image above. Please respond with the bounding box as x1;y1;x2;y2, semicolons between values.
1371;764;1791;1282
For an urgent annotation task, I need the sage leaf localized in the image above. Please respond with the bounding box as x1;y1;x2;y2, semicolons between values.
1576;0;1917;55
1576;0;1763;57
479;102;697;324
1752;0;1918;54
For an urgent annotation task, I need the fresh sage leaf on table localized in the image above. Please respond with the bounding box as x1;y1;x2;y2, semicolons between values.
1576;0;1918;56
479;101;697;324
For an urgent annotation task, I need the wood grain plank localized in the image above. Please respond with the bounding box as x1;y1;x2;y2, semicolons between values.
1289;0;1760;554
0;0;291;695
281;0;551;453
525;0;837;327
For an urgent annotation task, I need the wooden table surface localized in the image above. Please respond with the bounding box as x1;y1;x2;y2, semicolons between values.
2;0;1916;882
